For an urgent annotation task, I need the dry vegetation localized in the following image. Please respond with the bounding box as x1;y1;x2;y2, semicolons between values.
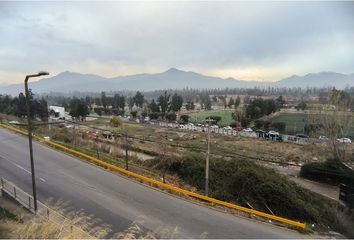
0;202;156;239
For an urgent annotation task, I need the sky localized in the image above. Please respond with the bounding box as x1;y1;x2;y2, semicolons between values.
0;1;354;85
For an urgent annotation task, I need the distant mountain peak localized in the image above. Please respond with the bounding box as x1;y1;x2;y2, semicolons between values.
164;67;183;73
1;69;354;95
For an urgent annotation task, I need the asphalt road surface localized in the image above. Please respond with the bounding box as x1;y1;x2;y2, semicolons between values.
0;127;306;238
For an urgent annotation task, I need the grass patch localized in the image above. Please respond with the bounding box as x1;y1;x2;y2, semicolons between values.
0;207;17;221
187;109;234;126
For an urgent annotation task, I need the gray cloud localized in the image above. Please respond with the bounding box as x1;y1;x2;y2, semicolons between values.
0;1;353;84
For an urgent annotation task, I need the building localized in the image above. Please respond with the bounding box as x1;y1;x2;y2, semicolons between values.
48;106;65;120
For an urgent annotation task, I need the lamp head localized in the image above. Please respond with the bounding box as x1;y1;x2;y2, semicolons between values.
38;71;50;76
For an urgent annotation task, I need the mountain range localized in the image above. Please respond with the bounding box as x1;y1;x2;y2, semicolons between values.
1;68;354;95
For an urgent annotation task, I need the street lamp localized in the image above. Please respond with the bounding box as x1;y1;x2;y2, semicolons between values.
24;71;49;212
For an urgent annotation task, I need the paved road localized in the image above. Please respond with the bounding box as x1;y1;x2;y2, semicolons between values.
0;128;306;238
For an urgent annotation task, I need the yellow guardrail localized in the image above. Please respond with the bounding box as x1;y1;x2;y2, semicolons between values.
0;123;306;229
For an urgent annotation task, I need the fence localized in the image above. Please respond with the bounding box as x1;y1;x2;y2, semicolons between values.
0;177;91;238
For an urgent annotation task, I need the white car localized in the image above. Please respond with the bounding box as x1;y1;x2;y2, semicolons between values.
243;128;253;132
223;126;232;130
9;120;19;124
268;130;279;135
319;136;329;141
337;138;352;144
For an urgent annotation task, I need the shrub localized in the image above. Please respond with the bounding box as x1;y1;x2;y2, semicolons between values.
270;122;286;132
300;159;354;186
147;153;340;231
51;127;71;143
110;116;122;128
130;110;138;119
179;115;190;124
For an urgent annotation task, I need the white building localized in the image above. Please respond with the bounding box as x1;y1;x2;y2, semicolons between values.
48;106;65;120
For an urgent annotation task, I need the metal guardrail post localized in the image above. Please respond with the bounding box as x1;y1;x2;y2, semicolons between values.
29;196;32;209
47;208;50;218
14;186;16;198
1;178;3;188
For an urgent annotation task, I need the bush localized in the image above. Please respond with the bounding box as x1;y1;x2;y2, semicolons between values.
51;127;71;143
179;115;190;124
166;112;177;121
300;159;354;186
254;120;271;130
110;116;122;128
240;117;251;128
130;110;138;119
147;153;340;230
270;122;286;132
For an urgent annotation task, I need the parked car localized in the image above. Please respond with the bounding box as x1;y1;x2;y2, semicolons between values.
337;138;352;144
243;128;253;132
296;133;309;138
319;136;329;141
223;126;232;130
268;130;279;135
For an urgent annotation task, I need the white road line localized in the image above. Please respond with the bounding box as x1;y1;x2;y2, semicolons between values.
13;162;31;175
2;158;47;183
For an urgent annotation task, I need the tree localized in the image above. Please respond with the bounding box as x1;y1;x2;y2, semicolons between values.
228;97;234;108
101;92;108;109
170;93;183;112
149;99;160;113
320;89;353;162
276;95;286;109
69;98;89;121
133;91;144;108
234;96;241;109
296;101;307;111
128;97;135;111
204;97;212;110
17;93;26;118
158;91;170;116
185;101;195;111
130;110;138;119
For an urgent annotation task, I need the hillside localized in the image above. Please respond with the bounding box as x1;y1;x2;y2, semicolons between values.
1;69;353;95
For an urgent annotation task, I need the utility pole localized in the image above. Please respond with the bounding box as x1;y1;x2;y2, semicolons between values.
24;71;49;213
205;118;213;196
73;121;76;146
95;135;100;159
124;132;129;170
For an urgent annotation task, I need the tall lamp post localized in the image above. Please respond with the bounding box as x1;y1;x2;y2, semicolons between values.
25;71;49;212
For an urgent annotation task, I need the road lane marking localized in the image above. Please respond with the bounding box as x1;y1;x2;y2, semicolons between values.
13;162;31;175
0;156;47;183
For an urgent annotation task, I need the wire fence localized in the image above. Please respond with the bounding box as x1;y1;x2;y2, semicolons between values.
0;177;91;238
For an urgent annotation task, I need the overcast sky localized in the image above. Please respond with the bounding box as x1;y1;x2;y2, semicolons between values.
0;1;353;85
